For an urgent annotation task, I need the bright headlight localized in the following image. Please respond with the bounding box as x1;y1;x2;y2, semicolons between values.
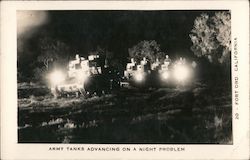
134;72;144;82
161;71;169;80
76;71;89;82
173;65;190;81
49;70;65;85
82;73;89;81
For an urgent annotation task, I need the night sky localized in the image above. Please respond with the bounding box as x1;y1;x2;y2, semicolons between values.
17;10;220;77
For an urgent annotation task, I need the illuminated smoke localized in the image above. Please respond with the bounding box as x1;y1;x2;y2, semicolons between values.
17;11;49;54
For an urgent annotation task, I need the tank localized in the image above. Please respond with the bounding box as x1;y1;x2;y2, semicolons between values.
124;55;196;88
49;54;120;98
124;57;152;88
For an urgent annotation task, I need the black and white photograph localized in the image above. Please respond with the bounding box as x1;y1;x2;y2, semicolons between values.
1;1;249;159
17;10;232;144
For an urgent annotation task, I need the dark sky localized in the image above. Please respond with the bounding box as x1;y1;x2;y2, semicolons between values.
17;10;220;76
36;10;201;55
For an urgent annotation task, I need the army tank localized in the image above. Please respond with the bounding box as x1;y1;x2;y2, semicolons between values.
124;55;196;88
48;54;120;98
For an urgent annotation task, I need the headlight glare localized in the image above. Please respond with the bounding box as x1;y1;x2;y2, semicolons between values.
173;65;190;81
49;70;65;85
134;72;144;82
161;71;169;80
76;71;89;82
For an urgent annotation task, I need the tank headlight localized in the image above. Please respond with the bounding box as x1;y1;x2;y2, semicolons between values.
76;71;89;82
161;71;169;80
82;73;89;81
49;70;65;85
173;65;190;81
134;72;144;82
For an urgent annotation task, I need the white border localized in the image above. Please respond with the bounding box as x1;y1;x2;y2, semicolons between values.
1;1;249;160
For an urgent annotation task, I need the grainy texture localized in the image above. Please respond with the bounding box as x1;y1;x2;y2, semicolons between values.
18;81;232;144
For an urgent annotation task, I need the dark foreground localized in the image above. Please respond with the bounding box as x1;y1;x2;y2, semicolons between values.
18;82;232;144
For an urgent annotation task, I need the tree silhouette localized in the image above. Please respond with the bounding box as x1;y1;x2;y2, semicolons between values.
128;40;166;63
34;37;70;81
189;11;231;64
37;37;70;69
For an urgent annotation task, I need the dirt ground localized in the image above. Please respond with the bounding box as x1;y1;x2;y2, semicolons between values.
18;81;232;144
